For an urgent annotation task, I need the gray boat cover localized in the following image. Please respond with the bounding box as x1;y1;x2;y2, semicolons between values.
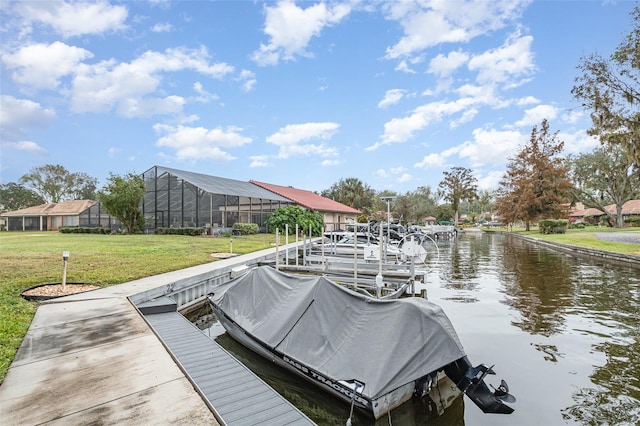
211;266;466;400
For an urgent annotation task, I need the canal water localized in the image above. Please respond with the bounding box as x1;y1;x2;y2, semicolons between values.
190;231;640;425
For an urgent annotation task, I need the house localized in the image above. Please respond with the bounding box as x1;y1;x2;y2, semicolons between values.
1;166;361;233
569;200;640;224
250;180;361;231
1;200;97;231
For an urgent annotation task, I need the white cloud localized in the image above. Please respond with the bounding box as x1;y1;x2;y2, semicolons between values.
238;69;257;92
456;127;524;166
476;170;505;190
562;109;583;124
384;0;530;59
267;122;339;145
266;122;340;159
153;123;252;161
2;42;93;90
560;129;600;155
515;104;558;127
1;141;47;155
320;159;340;166
13;1;128;38
468;32;535;86
428;50;469;77
368;97;478;150
251;0;350;66
249;155;271;167
70;47;234;116
398;173;413;183
152;22;173;33
414;152;449;169
0;95;56;140
193;82;219;103
378;89;406;108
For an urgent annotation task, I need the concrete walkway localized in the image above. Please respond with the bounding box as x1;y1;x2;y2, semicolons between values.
0;248;283;425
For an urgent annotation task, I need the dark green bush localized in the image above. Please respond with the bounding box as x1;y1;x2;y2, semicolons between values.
538;219;568;234
232;223;259;235
154;227;204;236
569;222;585;229
59;226;110;234
624;216;640;227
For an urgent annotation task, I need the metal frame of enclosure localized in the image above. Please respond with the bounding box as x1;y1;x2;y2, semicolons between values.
78;203;122;230
141;166;292;232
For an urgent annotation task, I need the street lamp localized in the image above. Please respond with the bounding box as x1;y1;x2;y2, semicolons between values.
380;197;397;244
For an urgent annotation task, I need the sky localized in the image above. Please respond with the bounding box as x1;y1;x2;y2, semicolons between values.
0;0;635;195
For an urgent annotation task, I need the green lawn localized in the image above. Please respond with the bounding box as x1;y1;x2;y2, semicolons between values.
500;227;640;256
2;228;638;384
0;231;278;383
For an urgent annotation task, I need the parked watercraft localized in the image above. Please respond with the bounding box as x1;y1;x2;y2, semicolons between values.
206;266;514;419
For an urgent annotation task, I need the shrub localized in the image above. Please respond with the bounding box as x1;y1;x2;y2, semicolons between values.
154;227;204;236
538;219;568;234
624;216;640;227
569;222;585;229
59;226;111;234
232;223;258;235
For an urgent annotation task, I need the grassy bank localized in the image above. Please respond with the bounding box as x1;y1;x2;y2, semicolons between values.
0;232;278;383
485;227;640;256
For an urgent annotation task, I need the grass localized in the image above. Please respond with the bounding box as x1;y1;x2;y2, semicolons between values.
2;228;638;384
495;227;640;256
0;231;278;383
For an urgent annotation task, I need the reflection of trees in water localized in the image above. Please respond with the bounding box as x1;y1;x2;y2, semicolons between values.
492;234;640;424
562;267;640;425
436;233;492;293
497;235;576;336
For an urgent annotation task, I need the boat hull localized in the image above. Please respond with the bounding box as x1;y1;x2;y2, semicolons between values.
211;301;435;419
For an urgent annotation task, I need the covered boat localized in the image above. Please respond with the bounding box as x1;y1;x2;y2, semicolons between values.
207;266;514;419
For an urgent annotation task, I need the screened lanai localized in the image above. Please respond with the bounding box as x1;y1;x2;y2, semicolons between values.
142;166;292;232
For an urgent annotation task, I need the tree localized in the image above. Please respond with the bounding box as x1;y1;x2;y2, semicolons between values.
435;204;454;224
569;145;640;227
393;186;437;225
438;166;478;227
20;164;98;203
495;119;573;231
321;177;375;213
97;173;145;234
471;190;495;222
572;6;640;166
265;205;323;236
0;182;46;212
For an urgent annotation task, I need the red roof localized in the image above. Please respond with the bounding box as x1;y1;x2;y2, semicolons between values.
250;181;361;214
570;200;640;217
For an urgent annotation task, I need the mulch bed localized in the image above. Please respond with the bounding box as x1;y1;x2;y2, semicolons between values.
210;252;238;259
21;283;101;299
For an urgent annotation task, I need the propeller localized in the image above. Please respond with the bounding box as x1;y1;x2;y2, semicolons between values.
491;379;516;403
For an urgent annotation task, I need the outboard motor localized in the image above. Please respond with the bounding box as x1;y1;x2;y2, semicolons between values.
444;358;515;414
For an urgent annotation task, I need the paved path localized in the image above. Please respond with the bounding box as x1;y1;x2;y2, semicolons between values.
594;231;640;245
0;247;287;425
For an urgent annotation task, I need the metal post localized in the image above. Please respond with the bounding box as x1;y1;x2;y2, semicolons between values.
285;224;289;264
62;251;69;292
275;228;280;270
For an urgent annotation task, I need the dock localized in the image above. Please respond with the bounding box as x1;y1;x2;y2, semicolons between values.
0;247;315;425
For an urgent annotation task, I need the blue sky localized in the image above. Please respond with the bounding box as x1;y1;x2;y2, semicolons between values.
0;0;634;195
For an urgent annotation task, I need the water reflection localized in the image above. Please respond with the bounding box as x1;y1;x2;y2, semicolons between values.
190;231;640;425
